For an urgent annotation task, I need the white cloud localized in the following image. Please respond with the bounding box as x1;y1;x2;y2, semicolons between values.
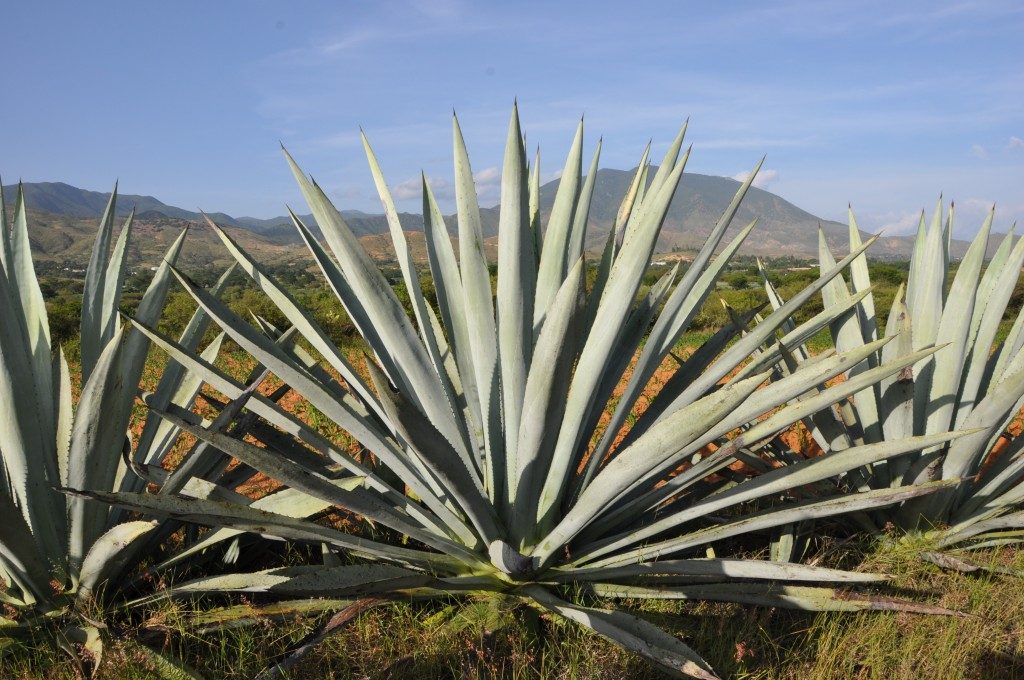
872;210;923;237
1009;136;1024;149
472;166;501;203
732;168;779;189
389;167;500;204
391;174;452;201
971;144;988;159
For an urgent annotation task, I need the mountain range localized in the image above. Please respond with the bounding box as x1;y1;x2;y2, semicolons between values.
2;171;932;271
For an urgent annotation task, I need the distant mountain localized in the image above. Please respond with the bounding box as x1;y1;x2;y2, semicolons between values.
0;182;241;229
2;172;945;260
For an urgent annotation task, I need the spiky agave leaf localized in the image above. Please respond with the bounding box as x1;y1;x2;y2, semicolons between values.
93;107;968;678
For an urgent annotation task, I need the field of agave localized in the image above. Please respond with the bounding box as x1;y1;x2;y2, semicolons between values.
3;106;1024;679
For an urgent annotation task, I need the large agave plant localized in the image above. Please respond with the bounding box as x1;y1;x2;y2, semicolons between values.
75;108;967;678
757;203;1024;559
0;184;330;667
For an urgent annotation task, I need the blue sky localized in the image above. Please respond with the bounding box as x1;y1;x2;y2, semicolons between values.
2;0;1022;236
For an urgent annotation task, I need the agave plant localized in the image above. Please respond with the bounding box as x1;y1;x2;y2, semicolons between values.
0;183;346;669
0;182;176;658
756;202;1024;561
73;107;969;678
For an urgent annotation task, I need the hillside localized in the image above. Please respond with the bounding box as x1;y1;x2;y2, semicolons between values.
3;171;951;264
15;208;310;273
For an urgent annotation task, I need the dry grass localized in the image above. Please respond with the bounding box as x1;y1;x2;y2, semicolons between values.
4;538;1023;679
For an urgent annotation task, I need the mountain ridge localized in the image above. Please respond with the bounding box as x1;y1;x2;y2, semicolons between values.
2;171;936;260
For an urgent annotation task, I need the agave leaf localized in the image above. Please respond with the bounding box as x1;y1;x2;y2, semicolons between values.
131;264;237;477
579;431;970;566
124;316;463;538
9;184;53;423
153;486;357;572
555;559;888;584
361;134;460;414
452;114;502;500
957;439;1024;519
0;197;62;555
496;103;535;514
879;285;916;445
583;229;616;335
147;564;432;600
907;201;948;428
737;287;873;381
990;262;1024;386
0;490;52;606
364;359;500;547
606;340;926;528
643;121;688;206
110;228;188;496
0;175;10;275
421;178;486;465
587;583;960;615
536;141;690;531
818;230;881;445
78;521;157;597
957;222;1024;428
937;509;1024;548
149;403;477;560
581;480;958;569
510;259;585;546
921;550;1024;578
119;641;204;680
162;269;435;480
523;585;717;680
80;184;119;380
54;348;74;489
286;210;398;390
533;118;584;325
282;147;468;465
565;138;601;266
67;329;130;581
156;366;269;496
529;147;542;258
579;264;679;449
942;335;1024;484
613;143;652;246
204;217;387;419
636;235;880;442
98;210;134;354
625;306;758;440
62;624;103;669
584;219;758;487
63;489;467;573
846;209;878;344
533;370;769;566
923;208;991;437
907;200;945;350
146;330;226;470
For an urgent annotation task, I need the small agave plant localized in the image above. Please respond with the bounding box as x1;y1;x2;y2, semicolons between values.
758;202;1024;565
0;184;332;669
75;107;967;678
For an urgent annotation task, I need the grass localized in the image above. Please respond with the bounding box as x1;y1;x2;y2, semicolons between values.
4;537;1023;679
